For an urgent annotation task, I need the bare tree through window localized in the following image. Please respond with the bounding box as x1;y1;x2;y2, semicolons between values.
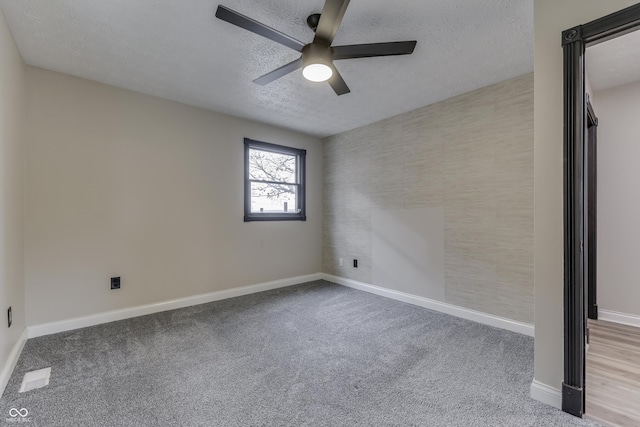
249;149;296;210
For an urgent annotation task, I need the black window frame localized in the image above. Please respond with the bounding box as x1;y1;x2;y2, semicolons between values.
244;138;306;222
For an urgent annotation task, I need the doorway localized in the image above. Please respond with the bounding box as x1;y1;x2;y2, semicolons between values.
561;2;640;419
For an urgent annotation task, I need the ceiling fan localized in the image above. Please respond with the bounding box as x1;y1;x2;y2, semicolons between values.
215;0;417;95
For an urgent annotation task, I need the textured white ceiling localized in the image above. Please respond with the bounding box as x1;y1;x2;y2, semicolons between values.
0;0;533;138
587;28;640;92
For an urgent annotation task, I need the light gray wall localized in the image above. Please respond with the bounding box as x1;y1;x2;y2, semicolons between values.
533;0;638;391
323;74;534;324
585;71;595;100
24;67;323;326
0;6;26;374
595;80;640;318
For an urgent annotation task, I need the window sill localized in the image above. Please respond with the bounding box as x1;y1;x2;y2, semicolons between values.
244;214;306;222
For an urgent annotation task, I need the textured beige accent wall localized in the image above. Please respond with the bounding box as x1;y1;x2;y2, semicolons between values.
0;6;26;373
323;74;534;323
24;67;322;326
533;0;638;392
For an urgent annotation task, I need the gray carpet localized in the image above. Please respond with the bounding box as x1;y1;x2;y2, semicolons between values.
1;280;600;426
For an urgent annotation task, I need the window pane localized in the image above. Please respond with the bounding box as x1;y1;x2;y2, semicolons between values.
249;149;296;183
250;182;298;213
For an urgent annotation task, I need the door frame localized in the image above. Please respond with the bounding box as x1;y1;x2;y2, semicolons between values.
562;3;640;417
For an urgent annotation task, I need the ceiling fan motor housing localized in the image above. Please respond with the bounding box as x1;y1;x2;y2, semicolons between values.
302;43;334;68
302;43;334;82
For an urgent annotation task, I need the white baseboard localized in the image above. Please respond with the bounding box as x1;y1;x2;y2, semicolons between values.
530;379;562;409
322;274;534;337
28;273;323;338
0;328;28;398
598;309;640;328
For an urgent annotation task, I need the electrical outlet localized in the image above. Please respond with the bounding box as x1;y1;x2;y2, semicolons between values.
339;258;343;266
111;277;121;290
353;259;358;268
7;306;12;328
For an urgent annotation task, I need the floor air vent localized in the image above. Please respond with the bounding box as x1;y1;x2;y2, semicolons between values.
19;367;51;393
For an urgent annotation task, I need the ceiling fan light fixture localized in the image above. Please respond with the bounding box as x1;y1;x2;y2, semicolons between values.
303;63;333;82
302;43;333;83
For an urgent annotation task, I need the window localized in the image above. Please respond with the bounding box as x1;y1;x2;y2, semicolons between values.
244;138;306;222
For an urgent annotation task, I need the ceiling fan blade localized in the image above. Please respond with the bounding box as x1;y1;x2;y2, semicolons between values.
332;41;417;60
253;57;303;85
328;66;350;95
216;5;305;52
314;0;350;45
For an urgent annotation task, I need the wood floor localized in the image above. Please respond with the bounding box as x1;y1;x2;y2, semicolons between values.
586;319;640;426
